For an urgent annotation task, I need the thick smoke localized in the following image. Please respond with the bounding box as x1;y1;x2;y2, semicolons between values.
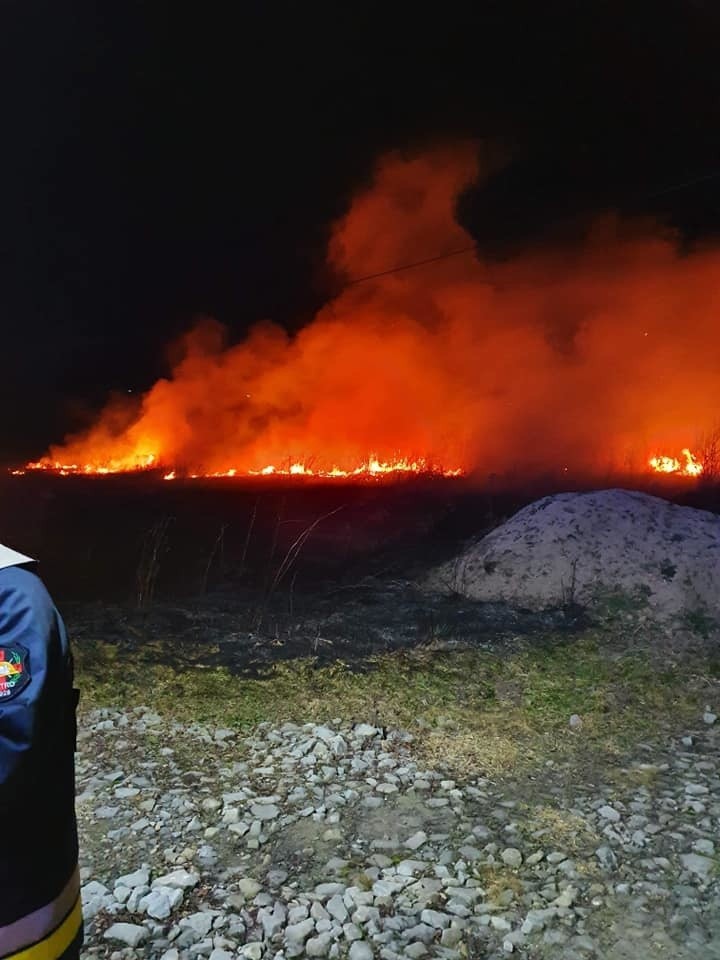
42;142;720;477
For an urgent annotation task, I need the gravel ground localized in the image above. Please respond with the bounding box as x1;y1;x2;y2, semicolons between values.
78;706;720;960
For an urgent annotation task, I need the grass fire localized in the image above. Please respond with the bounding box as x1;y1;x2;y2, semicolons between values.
649;448;704;478
20;144;720;483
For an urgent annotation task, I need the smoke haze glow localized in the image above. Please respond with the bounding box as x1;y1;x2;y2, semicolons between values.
33;142;720;480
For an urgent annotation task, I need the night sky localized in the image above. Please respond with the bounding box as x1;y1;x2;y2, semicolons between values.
3;0;719;461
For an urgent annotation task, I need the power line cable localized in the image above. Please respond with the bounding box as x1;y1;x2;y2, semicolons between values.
645;169;720;199
343;168;720;287
346;244;479;286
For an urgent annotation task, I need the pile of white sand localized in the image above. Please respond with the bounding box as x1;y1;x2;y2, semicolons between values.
424;489;720;625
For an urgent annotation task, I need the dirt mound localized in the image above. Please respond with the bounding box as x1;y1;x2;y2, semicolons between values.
424;489;720;627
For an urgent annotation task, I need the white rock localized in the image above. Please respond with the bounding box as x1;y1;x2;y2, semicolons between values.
284;918;316;944
181;912;215;938
693;839;716;856
305;933;334;957
405;944;429;959
326;894;349;923
259;901;287;939
81;880;110;900
126;885;151;913
348;942;374;960
501;848;523;868
139;886;184;919
546;851;567;864
188;937;213;956
139;889;172;920
598;805;621;822
239;943;264;960
81;880;115;920
441;926;465;948
238;878;263;898
103;923;149;947
376;782;398;794
314;882;346;898
311;901;330;922
153;869;200;890
288;905;310;924
82;892;115;921
681;852;715;878
328;735;347;757
521;908;556;934
313;725;336;743
420;909;451;929
113;883;131;905
405;831;428;850
554;885;578;908
353;723;380;740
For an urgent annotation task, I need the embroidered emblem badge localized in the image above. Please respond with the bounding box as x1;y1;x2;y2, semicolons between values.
0;646;30;701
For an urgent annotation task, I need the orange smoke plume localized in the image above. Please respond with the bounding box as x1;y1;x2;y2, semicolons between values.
31;141;720;479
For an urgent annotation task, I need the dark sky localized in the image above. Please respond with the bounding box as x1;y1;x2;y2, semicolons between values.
2;0;720;459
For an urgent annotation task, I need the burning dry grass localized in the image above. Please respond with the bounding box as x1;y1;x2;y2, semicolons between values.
76;632;717;779
26;143;720;484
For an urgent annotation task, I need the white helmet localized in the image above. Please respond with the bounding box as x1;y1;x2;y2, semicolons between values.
0;543;34;571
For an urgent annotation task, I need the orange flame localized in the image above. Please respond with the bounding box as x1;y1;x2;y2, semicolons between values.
649;448;703;477
19;142;720;481
26;456;462;481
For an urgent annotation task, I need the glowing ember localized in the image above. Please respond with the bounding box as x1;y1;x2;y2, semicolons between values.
649;448;703;477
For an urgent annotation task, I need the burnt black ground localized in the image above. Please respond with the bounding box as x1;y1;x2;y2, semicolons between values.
60;580;589;676
1;471;718;673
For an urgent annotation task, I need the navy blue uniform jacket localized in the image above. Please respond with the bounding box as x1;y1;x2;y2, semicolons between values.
0;565;81;960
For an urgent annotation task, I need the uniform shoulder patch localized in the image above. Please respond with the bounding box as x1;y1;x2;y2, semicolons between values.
0;646;30;701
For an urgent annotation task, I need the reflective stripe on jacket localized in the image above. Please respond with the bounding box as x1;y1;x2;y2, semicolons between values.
0;870;81;960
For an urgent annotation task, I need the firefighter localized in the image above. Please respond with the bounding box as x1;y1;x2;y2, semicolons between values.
0;543;82;960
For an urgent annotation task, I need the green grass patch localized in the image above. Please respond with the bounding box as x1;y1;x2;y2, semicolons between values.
76;631;717;778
